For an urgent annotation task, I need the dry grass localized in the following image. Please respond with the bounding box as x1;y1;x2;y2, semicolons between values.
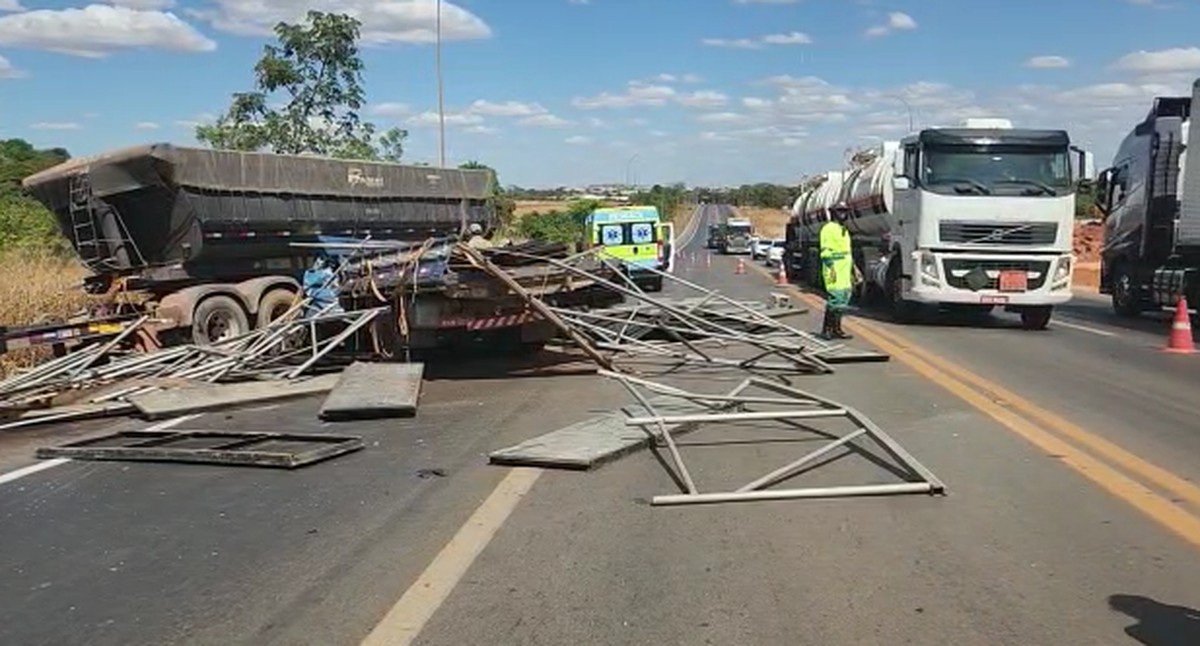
513;200;571;219
734;206;791;238
0;250;90;378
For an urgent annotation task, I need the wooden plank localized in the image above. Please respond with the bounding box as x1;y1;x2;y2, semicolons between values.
318;362;424;421
129;374;341;420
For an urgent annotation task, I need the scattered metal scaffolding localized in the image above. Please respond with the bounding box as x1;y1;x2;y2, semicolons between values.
599;370;946;506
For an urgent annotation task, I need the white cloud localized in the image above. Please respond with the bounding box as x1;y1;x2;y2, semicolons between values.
703;31;811;49
0;5;216;57
174;112;217;129
406;111;484;127
110;0;176;9
0;0;24;12
572;82;677;109
568;0;590;4
0;53;24;78
677;90;729;108
762;32;812;45
1111;47;1200;75
134;121;161;130
519;114;572;128
368;102;412;117
565;135;592;145
464;124;499;135
865;11;917;38
190;1;490;45
1025;55;1071;69
467;100;547;117
696;112;748;124
31;121;82;130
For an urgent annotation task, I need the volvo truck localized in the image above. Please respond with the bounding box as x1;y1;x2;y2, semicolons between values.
785;118;1089;330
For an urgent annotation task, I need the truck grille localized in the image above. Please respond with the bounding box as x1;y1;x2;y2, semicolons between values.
942;259;1051;291
939;221;1058;245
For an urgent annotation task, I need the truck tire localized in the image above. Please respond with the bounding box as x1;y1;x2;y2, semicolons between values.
257;288;298;329
192;295;250;346
1110;264;1145;318
887;260;919;323
1020;306;1053;330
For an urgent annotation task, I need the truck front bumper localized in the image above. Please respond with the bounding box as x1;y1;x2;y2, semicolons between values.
906;251;1075;306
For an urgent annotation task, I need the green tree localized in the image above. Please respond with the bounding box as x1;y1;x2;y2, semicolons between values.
0;139;71;252
196;10;408;161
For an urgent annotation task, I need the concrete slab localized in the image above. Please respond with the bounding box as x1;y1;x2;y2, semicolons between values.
319;362;424;421
129;374;341;420
488;396;714;470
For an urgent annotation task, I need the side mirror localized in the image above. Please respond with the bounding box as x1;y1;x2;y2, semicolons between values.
893;177;911;190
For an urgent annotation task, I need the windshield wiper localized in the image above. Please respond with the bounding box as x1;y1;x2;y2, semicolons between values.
931;177;991;195
994;179;1056;195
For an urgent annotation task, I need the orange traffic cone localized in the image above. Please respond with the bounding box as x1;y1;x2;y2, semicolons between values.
776;263;788;285
1164;297;1195;354
735;258;745;275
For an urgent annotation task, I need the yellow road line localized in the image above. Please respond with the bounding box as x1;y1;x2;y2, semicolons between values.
741;261;1200;548
360;467;543;646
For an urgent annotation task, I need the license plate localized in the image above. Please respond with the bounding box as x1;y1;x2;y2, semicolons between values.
999;270;1028;292
981;295;1009;304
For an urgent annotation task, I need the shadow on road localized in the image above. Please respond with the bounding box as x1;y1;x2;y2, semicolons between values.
1108;593;1200;646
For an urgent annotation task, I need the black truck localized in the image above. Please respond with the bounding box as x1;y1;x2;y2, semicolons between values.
16;143;502;348
1095;78;1200;316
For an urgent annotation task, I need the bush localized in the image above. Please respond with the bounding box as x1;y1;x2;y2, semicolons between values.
0;249;89;378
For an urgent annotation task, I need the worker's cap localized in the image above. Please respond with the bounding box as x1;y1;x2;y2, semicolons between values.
468;222;483;234
830;201;850;213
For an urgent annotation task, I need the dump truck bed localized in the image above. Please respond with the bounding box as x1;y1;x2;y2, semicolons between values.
22;143;497;275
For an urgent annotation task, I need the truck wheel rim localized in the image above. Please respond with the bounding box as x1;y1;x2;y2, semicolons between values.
204;311;241;342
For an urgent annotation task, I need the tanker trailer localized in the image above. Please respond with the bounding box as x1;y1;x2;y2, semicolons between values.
790;120;1087;330
21;143;498;346
783;171;844;287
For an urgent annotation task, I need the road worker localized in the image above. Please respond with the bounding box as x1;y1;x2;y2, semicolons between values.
818;201;860;340
465;222;494;249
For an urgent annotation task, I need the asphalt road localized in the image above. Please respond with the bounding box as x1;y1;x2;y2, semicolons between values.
2;203;1199;645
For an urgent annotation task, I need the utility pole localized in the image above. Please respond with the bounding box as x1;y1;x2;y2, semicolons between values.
436;0;447;167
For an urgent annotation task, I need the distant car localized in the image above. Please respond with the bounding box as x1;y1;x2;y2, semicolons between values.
750;236;769;260
765;239;786;267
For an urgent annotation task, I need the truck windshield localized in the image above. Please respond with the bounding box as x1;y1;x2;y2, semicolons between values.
921;145;1071;196
728;225;752;236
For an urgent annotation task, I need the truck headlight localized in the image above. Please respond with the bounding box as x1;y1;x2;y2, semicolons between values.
917;251;940;282
1053;256;1072;286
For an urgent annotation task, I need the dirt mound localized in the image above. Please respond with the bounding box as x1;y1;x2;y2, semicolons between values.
1074;219;1104;264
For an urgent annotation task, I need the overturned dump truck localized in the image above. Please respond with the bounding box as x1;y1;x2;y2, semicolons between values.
19;143;502;348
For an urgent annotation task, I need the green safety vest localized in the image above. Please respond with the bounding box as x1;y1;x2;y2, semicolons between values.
819;221;852;291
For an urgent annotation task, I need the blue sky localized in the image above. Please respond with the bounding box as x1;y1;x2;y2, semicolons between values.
2;0;1200;187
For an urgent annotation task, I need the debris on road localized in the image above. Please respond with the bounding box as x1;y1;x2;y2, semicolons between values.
319;362;424;421
130;374;342;420
605;371;946;506
488;394;730;470
36;429;364;468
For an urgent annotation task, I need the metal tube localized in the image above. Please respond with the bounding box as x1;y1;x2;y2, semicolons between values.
736;428;868;492
651;482;935;506
626;409;847;426
284;308;381;379
612;375;699;495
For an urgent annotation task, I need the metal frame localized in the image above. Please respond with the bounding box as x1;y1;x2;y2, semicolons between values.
600;371;946;506
35;429;364;468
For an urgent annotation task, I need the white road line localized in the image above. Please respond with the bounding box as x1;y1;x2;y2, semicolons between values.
1051;319;1118;337
0;413;204;486
360;467;543;646
0;459;70;486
